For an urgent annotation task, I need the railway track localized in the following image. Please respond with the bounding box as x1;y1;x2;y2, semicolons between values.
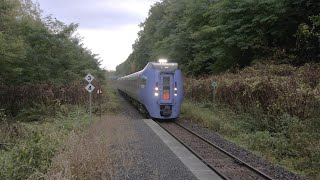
157;121;274;180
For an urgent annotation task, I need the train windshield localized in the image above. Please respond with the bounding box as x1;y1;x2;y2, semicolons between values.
163;77;170;100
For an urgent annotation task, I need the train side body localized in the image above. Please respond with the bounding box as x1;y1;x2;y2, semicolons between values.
117;62;183;119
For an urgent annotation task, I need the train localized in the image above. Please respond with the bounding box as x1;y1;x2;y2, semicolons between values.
117;59;183;119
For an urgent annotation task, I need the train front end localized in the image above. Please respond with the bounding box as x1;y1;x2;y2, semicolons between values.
141;61;183;119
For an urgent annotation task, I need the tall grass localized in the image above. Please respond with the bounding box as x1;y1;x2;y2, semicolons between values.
182;63;320;179
0;105;91;179
0;80;107;116
181;100;320;178
184;63;320;120
0;77;121;179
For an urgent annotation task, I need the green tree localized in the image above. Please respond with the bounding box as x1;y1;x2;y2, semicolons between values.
117;0;320;76
1;0;104;85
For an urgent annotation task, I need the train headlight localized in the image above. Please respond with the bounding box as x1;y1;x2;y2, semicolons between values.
174;82;178;96
159;59;167;63
154;82;159;97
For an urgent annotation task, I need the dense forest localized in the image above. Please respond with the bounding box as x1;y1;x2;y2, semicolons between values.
0;0;105;115
0;0;103;85
0;1;110;178
116;0;319;75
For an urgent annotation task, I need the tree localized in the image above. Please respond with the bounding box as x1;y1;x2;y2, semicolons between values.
117;0;320;76
0;0;104;84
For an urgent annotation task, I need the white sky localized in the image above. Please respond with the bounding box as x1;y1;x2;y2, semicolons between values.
33;0;159;70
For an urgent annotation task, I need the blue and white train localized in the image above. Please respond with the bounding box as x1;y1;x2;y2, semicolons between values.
117;60;183;119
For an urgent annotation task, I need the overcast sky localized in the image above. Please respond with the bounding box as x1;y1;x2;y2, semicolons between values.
33;0;159;70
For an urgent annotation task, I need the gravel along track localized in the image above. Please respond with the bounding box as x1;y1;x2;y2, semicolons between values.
159;121;275;180
178;120;306;180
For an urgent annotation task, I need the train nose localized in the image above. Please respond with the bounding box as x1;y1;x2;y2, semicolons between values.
160;105;172;117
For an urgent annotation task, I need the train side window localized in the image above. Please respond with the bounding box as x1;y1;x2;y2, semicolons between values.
141;76;147;88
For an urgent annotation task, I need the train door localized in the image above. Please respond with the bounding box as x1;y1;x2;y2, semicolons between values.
159;74;173;116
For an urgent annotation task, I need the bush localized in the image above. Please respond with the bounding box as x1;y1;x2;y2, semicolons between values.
0;81;107;116
1;129;57;179
181;101;221;131
0;106;91;179
184;63;320;121
183;64;320;179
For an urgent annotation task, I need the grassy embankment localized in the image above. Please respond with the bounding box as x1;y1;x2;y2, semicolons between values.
181;63;320;179
0;83;120;179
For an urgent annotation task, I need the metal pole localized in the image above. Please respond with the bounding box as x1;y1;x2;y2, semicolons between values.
100;91;102;120
89;91;92;122
212;88;215;104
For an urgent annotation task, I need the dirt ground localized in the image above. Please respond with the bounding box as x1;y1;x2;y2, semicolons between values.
45;115;142;180
44;95;197;180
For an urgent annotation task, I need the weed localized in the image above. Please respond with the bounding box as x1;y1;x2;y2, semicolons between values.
181;100;320;179
45;115;140;179
0;109;7;122
183;63;320;178
184;63;320;120
0;106;90;179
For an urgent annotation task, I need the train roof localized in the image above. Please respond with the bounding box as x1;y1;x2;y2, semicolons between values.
117;70;142;80
144;62;178;72
118;62;179;80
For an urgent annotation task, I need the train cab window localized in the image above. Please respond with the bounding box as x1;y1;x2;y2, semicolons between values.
163;77;170;100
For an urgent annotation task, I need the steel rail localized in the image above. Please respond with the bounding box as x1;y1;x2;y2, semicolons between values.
173;121;274;180
155;121;230;180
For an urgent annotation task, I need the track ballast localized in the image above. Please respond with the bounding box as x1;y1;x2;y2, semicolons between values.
157;121;274;180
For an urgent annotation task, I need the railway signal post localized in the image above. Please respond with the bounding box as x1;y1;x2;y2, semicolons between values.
211;81;218;103
85;73;95;122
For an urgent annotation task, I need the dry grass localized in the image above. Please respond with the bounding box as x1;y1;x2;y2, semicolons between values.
184;63;320;119
45;115;140;180
183;63;320;178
